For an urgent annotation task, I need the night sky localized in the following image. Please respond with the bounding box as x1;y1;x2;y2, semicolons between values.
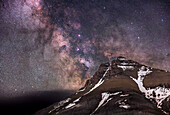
0;0;169;97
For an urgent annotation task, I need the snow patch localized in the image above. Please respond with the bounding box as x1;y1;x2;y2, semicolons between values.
119;104;130;109
49;98;71;113
117;99;130;109
120;62;136;65
73;97;81;103
65;97;82;109
50;97;82;114
112;92;122;95
130;66;170;112
76;87;86;94
117;65;134;71
78;87;86;92
120;94;129;97
65;103;76;109
138;66;152;77
118;57;127;60
145;87;170;108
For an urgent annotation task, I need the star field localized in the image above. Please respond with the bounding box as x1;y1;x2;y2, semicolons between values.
0;0;169;97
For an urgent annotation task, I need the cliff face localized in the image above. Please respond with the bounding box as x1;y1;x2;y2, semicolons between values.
35;57;170;115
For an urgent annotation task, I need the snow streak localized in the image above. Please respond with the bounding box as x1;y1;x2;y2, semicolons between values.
84;63;111;95
90;92;122;115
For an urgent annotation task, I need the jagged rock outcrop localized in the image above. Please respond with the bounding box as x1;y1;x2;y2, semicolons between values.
35;57;170;115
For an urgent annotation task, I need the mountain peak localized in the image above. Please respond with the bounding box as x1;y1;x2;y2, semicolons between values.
35;57;170;115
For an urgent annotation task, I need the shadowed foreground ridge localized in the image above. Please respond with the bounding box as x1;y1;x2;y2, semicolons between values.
35;57;170;115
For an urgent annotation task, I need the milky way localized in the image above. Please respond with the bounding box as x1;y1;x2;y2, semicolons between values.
0;0;169;97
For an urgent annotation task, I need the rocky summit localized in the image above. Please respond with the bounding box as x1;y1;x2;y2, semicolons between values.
35;57;170;115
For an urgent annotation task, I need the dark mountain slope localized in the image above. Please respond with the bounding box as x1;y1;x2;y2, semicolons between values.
35;57;170;115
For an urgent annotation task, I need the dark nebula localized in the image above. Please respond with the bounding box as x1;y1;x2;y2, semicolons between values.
0;0;169;97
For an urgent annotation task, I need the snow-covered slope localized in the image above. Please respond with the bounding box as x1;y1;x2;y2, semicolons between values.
35;57;170;115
